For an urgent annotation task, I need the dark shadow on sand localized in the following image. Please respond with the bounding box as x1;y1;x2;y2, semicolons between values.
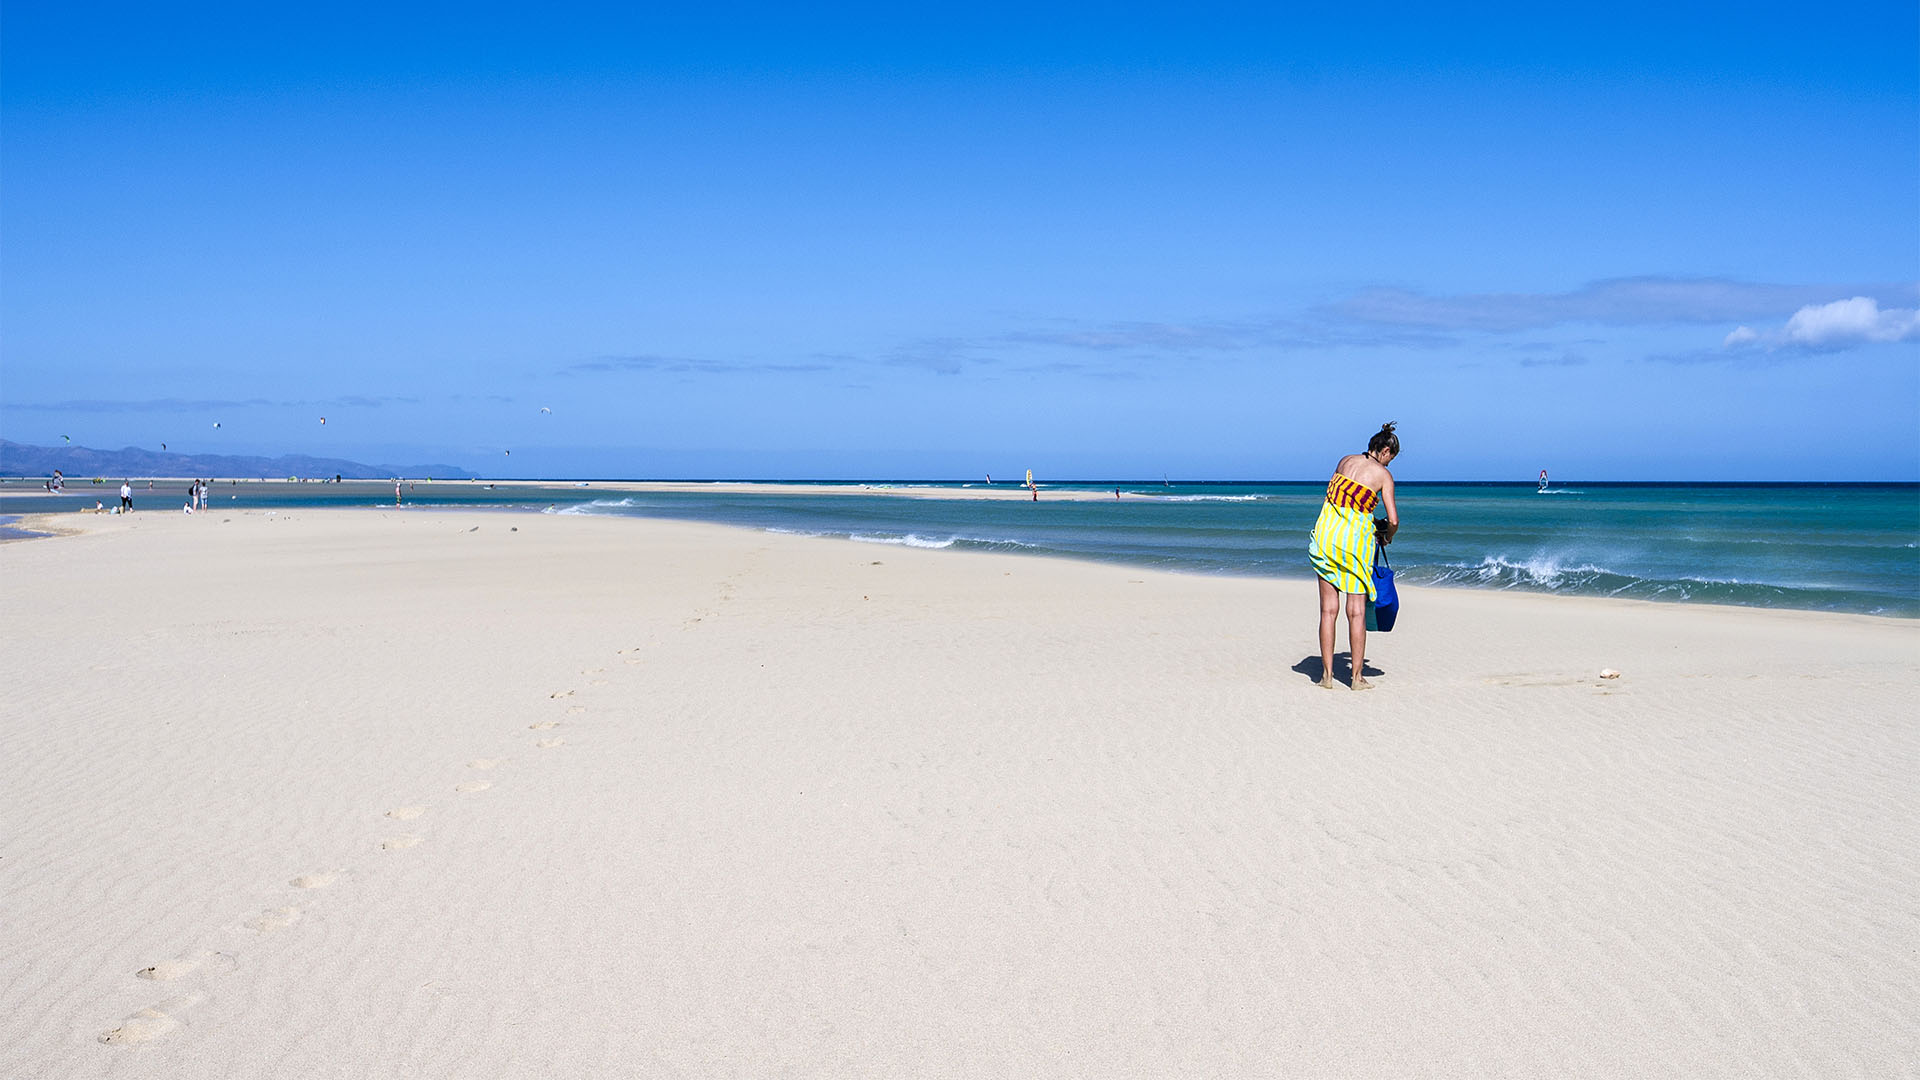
1291;654;1385;686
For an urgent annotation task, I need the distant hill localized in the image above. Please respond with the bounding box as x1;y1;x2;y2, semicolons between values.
0;440;477;480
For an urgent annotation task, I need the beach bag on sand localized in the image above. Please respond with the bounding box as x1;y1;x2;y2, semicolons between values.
1366;542;1398;632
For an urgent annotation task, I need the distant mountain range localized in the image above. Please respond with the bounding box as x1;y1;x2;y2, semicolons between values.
0;440;477;480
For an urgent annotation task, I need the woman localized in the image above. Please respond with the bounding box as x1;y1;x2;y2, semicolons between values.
1308;422;1400;690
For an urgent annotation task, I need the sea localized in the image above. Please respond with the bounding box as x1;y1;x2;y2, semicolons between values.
5;479;1916;618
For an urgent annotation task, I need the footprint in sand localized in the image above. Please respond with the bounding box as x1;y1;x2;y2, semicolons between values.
380;835;423;851
567;705;587;714
468;758;504;770
135;952;235;982
386;805;426;820
581;667;604;674
529;720;559;730
624;658;644;665
455;781;491;793
536;738;564;749
245;907;301;932
99;994;202;1044
290;871;340;889
589;679;609;687
549;690;574;699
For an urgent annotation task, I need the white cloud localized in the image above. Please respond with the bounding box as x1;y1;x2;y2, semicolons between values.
1782;297;1920;346
1724;296;1920;352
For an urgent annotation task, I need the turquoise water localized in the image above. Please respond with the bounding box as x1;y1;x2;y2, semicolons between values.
6;479;1916;616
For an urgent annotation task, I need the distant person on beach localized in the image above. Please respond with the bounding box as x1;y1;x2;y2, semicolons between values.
1308;422;1400;691
395;481;403;506
119;481;133;512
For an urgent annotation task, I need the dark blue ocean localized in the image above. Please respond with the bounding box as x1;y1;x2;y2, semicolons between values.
6;479;1916;617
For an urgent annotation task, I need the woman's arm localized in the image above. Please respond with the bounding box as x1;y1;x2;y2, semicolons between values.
1379;473;1399;542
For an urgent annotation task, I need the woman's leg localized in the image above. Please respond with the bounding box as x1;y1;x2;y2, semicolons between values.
1346;592;1370;689
1317;578;1339;688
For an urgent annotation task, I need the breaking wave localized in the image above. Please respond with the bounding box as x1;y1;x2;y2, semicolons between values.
848;532;1040;551
1403;554;1839;608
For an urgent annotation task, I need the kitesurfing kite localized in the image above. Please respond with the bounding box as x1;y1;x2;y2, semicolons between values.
319;417;327;425
539;407;552;414
61;434;71;442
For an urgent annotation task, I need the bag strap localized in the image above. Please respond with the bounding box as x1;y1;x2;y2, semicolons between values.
1375;527;1392;570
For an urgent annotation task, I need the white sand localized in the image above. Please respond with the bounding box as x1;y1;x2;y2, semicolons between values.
3;508;1916;1077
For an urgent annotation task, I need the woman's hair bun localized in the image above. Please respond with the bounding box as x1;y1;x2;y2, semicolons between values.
1379;421;1396;434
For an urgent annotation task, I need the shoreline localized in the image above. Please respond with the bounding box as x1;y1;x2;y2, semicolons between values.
10;504;1916;624
1;478;1134;502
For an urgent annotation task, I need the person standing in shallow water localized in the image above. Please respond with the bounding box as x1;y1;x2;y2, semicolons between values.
1308;422;1400;690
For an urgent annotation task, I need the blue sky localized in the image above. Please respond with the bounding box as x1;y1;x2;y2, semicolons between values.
3;2;1915;479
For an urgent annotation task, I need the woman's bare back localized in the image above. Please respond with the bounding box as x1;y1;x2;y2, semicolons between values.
1333;453;1390;494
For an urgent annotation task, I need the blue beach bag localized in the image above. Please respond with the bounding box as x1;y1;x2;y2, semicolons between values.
1365;541;1399;632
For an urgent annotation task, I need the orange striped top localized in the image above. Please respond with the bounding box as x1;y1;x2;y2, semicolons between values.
1325;473;1379;514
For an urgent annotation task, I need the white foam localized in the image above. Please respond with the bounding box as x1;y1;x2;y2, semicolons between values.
850;533;957;549
1435;554;1612;590
546;497;640;515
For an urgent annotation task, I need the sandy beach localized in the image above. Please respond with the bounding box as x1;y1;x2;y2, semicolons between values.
3;507;1915;1078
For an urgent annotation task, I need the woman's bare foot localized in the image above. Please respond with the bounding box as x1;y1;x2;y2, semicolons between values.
1350;676;1373;691
1318;674;1336;689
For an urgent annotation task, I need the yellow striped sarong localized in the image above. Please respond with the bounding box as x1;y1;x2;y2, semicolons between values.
1308;474;1379;599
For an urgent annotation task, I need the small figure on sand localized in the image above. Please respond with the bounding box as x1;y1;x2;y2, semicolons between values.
395;480;403;506
1026;468;1037;502
119;481;133;513
1308;422;1400;690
